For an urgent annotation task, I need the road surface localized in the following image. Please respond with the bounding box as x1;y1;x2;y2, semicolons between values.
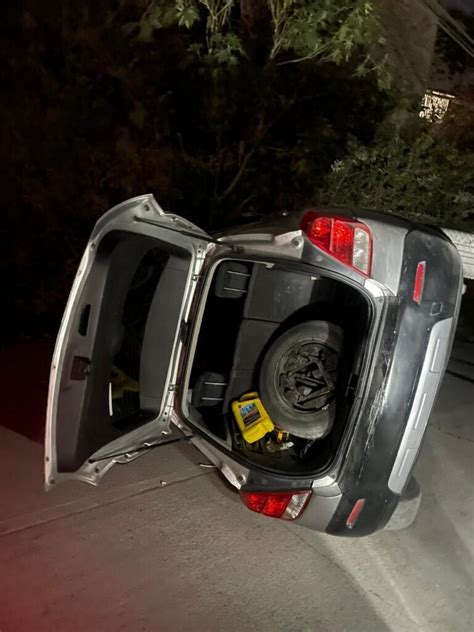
0;339;472;631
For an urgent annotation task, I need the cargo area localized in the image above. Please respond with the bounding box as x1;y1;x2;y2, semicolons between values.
184;259;372;475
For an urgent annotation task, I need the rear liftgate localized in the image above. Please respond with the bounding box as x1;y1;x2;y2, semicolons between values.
45;195;223;487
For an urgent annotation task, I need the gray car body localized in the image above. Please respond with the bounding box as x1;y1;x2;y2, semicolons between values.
45;194;463;535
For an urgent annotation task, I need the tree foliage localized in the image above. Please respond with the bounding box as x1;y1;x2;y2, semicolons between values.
125;0;389;82
2;0;471;342
321;106;474;227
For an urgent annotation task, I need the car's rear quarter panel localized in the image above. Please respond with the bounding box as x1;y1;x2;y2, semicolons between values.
326;227;463;536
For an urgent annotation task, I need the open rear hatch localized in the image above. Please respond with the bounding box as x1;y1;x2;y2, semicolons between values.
45;195;211;487
46;198;373;489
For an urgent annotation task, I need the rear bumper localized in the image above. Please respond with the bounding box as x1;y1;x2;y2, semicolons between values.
297;313;457;535
319;229;463;536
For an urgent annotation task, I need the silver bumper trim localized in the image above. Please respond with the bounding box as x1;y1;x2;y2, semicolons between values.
388;317;454;494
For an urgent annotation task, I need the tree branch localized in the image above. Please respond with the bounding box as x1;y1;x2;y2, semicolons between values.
218;145;257;201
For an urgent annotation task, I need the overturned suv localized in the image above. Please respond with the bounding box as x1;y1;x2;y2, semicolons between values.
45;195;463;536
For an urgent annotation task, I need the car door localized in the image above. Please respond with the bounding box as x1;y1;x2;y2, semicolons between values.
45;195;212;488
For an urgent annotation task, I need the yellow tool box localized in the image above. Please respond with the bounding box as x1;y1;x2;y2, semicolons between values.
231;392;275;444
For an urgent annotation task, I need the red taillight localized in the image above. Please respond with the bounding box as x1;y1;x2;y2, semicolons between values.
301;211;372;275
331;220;353;265
346;498;366;529
413;261;426;305
310;216;332;250
240;490;311;520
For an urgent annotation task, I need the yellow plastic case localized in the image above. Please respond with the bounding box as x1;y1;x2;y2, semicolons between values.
231;392;275;444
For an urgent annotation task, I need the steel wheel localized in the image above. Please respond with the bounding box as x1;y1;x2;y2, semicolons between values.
259;320;343;440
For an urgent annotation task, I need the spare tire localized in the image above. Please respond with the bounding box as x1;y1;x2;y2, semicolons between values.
259;320;343;440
